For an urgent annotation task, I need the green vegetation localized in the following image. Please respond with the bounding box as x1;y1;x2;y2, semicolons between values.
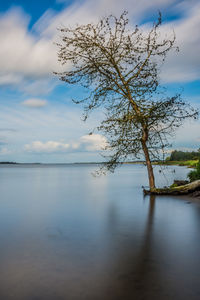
154;159;198;167
167;150;200;161
188;160;200;182
170;183;178;188
178;160;198;167
162;150;200;168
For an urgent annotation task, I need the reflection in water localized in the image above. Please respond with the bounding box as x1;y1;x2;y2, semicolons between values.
0;164;199;299
130;195;158;298
103;195;162;300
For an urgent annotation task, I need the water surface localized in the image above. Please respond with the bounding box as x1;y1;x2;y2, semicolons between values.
0;164;199;299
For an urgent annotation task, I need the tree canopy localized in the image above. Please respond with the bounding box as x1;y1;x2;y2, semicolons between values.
55;12;198;190
168;150;200;161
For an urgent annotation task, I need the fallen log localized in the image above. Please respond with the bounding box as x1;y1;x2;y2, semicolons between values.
143;179;200;195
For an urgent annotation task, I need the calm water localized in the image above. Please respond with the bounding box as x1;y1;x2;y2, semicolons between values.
0;164;199;300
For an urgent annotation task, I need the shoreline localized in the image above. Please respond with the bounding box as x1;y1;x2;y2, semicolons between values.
0;160;197;167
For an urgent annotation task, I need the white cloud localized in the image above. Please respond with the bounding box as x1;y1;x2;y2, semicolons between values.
25;141;70;153
0;96;199;161
38;0;200;84
41;0;174;37
0;8;58;87
0;0;199;90
80;134;107;151
160;2;200;82
22;98;48;108
24;134;107;154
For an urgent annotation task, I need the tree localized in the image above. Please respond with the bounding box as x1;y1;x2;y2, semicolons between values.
169;150;200;161
55;12;198;191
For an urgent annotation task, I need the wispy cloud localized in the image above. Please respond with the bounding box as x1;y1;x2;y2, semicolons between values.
0;0;199;90
25;140;70;153
0;8;58;87
160;2;200;82
20;78;58;96
22;98;48;108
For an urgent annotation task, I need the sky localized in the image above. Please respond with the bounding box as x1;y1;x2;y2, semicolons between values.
0;0;199;163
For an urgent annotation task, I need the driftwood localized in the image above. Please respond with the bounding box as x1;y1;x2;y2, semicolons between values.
144;179;200;195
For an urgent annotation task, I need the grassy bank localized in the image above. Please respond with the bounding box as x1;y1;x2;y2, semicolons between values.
156;160;198;168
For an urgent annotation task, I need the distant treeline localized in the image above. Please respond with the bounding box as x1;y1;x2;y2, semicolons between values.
168;150;200;161
0;162;17;164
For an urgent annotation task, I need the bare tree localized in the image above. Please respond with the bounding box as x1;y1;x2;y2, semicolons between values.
55;12;198;191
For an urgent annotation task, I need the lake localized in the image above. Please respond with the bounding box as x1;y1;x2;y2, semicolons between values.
0;164;199;299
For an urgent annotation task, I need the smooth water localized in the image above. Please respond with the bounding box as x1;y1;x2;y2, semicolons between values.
0;164;199;300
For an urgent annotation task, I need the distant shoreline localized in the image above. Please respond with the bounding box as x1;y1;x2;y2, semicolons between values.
0;161;193;166
0;161;145;165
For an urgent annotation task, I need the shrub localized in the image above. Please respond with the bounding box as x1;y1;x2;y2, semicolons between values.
188;160;200;182
170;183;178;188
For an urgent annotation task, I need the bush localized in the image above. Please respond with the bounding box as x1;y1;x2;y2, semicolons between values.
170;183;178;188
188;160;200;182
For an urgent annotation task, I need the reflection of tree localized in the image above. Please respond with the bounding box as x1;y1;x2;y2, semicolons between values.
104;195;162;300
129;195;160;298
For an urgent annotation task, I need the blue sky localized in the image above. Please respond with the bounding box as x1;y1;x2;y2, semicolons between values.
0;0;199;163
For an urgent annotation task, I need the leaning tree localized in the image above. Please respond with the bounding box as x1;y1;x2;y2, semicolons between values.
55;12;198;191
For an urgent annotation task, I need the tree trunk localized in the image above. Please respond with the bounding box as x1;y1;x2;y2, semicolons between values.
141;139;155;191
143;179;200;195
